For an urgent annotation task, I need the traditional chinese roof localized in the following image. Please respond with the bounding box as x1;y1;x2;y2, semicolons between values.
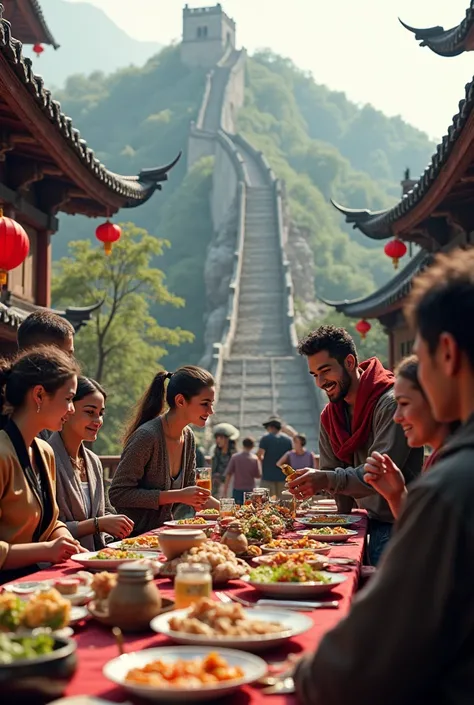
331;74;474;248
400;3;474;57
0;12;180;219
0;297;102;333
320;251;431;319
1;0;58;48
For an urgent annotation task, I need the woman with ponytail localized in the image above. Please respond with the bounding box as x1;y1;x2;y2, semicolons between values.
0;346;86;582
110;366;219;534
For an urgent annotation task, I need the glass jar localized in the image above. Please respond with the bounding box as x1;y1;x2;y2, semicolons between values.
279;490;296;520
174;562;212;609
220;498;236;518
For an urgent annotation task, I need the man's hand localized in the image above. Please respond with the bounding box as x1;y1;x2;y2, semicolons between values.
287;469;329;499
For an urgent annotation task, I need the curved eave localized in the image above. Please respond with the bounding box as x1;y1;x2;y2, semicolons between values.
25;0;59;48
331;71;474;240
399;5;474;57
0;18;180;211
320;251;431;319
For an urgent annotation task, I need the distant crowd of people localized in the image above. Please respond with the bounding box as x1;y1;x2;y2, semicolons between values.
1;247;474;702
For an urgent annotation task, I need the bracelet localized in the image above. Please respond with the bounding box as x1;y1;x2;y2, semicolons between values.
94;517;100;534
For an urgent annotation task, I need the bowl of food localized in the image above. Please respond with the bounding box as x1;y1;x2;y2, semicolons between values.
158;529;207;560
0;632;77;703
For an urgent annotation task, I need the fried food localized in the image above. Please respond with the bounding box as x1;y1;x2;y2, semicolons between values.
159;540;247;582
91;571;117;601
120;535;161;550
263;536;327;551
125;651;244;687
168;597;284;637
281;464;296;481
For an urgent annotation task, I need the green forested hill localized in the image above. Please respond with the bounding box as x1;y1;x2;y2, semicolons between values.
52;46;435;366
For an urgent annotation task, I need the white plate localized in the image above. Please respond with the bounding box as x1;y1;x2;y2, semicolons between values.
296;529;358;542
70;605;89;625
3;580;94;606
108;540;164;554
298;515;361;529
261;543;331;555
244;571;347;597
252;554;329;569
195;511;220;519
150;607;312;651
71;551;161;571
163;520;217;527
103;645;267;702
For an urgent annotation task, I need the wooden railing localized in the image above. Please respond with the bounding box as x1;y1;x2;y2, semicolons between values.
99;455;120;480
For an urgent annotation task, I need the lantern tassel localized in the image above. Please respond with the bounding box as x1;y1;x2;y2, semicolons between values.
393;257;399;270
0;271;6;287
104;242;112;256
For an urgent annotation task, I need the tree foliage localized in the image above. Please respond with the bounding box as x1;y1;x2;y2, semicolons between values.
52;223;193;452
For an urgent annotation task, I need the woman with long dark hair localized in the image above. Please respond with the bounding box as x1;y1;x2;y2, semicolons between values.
110;365;219;534
49;377;133;550
0;346;85;581
364;354;456;518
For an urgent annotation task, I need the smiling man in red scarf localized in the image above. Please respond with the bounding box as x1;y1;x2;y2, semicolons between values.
288;325;423;564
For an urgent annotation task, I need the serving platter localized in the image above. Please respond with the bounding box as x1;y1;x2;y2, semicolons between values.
244;571;347;597
150;607;312;651
71;551;161;571
297;529;359;542
103;646;267;702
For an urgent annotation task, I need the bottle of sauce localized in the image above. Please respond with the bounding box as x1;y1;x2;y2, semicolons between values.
174;562;211;609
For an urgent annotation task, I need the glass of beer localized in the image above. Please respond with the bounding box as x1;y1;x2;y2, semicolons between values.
220;498;236;519
196;467;211;492
174;562;212;609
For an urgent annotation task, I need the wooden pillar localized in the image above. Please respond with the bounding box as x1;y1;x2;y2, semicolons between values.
36;230;51;307
388;329;395;371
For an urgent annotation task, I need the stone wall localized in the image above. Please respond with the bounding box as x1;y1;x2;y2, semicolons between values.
181;4;236;68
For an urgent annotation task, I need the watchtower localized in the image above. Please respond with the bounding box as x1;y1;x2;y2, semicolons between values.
181;3;236;67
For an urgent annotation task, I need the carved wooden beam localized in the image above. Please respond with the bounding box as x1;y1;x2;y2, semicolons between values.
35;179;71;215
0;181;58;231
0;130;13;162
7;157;44;191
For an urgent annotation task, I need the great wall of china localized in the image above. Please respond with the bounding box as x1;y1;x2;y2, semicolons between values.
183;9;323;450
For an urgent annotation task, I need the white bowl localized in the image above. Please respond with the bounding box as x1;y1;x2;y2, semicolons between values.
103;646;267;701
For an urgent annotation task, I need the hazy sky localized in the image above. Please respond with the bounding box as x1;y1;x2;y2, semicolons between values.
67;0;474;140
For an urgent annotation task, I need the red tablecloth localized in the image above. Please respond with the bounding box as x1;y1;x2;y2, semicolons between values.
5;516;367;704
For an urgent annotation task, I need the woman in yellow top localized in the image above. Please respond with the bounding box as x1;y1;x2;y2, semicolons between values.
0;346;85;583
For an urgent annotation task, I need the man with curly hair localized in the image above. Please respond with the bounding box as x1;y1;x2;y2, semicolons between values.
289;325;423;564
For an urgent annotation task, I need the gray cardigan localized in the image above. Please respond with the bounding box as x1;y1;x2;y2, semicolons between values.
109;416;196;535
48;432;116;551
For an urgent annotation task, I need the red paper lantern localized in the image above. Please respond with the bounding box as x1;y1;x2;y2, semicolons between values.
33;43;44;57
95;220;121;255
384;238;407;269
355;319;371;340
0;207;30;287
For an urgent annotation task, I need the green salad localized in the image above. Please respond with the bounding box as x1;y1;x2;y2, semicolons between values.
0;633;55;664
249;563;331;584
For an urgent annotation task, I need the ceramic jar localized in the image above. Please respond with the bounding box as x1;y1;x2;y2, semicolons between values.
107;562;162;632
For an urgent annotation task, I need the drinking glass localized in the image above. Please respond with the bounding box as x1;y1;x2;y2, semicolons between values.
196;467;211;492
174;562;211;609
220;498;236;518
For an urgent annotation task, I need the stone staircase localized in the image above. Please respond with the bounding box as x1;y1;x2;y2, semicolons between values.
194;47;322;450
213;148;320;450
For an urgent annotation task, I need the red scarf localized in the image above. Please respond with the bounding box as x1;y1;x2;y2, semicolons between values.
321;357;395;465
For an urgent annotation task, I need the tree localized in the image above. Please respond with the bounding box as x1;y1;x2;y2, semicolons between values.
52;223;193;453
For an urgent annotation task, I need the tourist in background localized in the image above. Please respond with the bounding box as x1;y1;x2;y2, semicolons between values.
294;247;474;705
363;354;457;519
223;437;262;504
257;415;292;497
210;422;239;497
109;366;219;534
277;433;315;471
0;347;85;583
289;326;423;565
49;377;134;551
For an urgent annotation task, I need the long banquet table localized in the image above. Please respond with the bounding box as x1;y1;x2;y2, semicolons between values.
5;515;367;704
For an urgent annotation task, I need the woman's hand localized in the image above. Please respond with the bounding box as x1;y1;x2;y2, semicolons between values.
178;485;211;509
45;536;82;563
99;514;134;538
364;451;406;502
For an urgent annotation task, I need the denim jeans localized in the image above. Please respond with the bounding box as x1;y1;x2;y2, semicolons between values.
367;519;393;566
232;489;249;505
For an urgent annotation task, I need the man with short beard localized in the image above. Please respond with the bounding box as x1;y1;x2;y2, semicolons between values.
288;325;423;564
